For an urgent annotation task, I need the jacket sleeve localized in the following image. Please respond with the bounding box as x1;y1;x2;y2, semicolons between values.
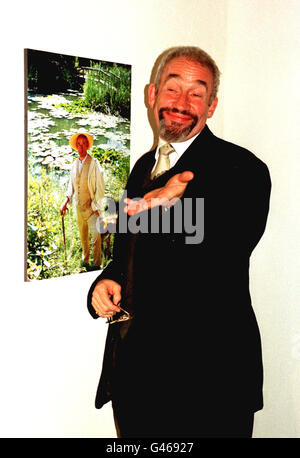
227;159;272;256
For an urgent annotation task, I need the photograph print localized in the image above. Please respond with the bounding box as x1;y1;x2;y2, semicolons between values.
25;49;131;281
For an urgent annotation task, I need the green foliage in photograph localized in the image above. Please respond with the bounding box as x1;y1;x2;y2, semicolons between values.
26;50;131;281
27;169;85;280
55;98;92;115
90;147;130;201
53;62;131;118
83;62;131;119
26;147;129;281
27;50;82;93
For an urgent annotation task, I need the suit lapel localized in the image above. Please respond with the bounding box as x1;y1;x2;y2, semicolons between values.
172;125;215;171
144;125;215;192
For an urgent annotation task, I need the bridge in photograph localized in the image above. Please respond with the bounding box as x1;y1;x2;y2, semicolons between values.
77;66;120;90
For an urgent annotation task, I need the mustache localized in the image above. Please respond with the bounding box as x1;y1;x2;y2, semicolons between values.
158;107;198;123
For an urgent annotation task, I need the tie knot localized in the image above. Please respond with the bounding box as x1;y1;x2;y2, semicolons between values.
159;143;174;156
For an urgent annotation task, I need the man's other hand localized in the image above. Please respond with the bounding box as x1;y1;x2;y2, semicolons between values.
60;198;69;216
92;279;122;318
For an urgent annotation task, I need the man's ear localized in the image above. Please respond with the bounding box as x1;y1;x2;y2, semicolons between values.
148;83;157;109
208;97;218;118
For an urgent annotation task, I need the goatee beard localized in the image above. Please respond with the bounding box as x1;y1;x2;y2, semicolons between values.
158;107;198;142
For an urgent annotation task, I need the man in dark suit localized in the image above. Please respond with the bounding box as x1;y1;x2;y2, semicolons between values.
87;46;271;438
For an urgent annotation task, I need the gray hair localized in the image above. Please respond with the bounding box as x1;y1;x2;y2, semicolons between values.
153;46;221;105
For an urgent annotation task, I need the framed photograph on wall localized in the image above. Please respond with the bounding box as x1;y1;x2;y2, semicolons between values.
24;49;131;281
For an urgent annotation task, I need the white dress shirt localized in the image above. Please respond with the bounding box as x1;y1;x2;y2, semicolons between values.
77;154;88;174
152;133;200;174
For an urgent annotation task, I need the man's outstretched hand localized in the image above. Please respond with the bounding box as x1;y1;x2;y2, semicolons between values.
124;171;194;216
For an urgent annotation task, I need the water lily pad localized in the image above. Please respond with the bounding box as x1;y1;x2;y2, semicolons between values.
27;92;130;174
50;150;61;158
42;156;54;165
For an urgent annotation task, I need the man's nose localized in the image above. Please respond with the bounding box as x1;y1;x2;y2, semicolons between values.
174;91;190;111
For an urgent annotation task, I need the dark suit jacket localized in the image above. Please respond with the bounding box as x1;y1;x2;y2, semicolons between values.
87;125;271;414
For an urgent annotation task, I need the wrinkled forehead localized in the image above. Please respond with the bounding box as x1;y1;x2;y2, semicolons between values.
159;57;214;92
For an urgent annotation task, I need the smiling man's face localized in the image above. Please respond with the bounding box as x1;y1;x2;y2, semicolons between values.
148;57;218;142
76;134;89;158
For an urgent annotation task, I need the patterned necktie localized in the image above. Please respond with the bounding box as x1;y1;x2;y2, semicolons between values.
151;143;175;180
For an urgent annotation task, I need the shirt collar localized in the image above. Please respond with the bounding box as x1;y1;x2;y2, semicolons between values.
156;132;200;159
78;153;89;163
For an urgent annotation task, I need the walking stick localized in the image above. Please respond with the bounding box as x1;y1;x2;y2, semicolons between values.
61;214;67;262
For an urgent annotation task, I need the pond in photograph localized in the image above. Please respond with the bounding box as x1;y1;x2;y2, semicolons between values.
27;91;130;187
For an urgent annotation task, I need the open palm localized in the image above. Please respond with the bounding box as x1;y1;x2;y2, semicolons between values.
124;171;194;215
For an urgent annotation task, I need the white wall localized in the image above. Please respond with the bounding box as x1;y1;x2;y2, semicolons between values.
1;0;299;438
223;0;300;438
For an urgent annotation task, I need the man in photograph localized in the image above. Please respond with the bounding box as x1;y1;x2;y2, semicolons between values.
60;132;105;269
87;46;271;437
